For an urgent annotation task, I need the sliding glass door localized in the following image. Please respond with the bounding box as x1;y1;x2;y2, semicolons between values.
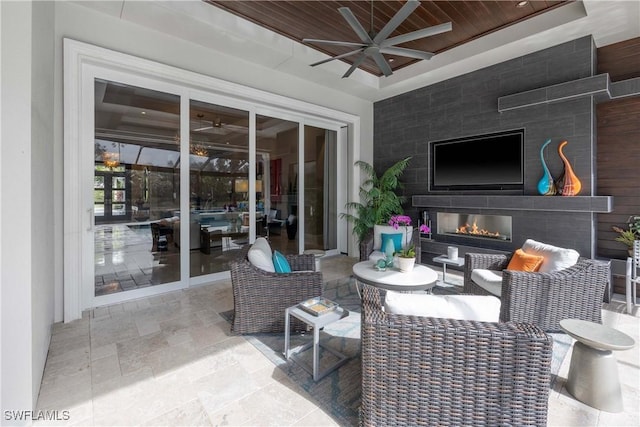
93;79;181;297
303;125;338;253
256;114;300;254
188;100;249;277
67;43;351;316
90;79;346;304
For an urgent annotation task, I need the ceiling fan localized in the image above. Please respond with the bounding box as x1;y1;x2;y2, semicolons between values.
193;114;222;132
303;0;452;78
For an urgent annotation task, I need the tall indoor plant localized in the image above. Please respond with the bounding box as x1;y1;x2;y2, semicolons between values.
341;156;412;245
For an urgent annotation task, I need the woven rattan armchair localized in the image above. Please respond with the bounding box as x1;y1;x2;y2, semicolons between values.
360;284;552;427
463;253;609;331
359;228;422;263
229;245;323;334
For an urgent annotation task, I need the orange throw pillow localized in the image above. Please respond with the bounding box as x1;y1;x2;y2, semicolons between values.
507;248;544;272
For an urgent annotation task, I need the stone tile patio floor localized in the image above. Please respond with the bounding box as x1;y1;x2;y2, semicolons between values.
36;255;639;426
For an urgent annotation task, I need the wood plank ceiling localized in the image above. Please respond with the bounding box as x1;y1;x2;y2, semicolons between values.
205;0;570;76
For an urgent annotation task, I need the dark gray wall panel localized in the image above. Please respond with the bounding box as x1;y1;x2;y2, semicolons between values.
374;36;600;257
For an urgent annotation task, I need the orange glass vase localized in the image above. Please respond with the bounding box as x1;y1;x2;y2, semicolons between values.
556;140;582;196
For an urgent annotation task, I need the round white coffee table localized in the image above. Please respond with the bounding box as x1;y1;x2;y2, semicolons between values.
560;318;636;412
352;260;438;293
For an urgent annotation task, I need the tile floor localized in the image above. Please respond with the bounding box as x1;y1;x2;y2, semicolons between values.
37;256;639;426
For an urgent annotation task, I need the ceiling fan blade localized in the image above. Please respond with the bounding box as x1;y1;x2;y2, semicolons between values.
381;22;452;47
373;0;420;44
342;53;367;79
310;48;365;67
338;7;374;44
302;38;365;48
193;125;213;132
371;52;393;77
380;46;434;60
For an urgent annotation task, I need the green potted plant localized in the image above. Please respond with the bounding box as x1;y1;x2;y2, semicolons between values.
394;245;416;272
612;215;640;256
341;157;412;245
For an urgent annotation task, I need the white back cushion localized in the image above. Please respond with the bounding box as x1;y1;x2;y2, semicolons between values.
521;239;579;273
252;237;271;256
384;291;500;322
247;237;275;272
470;269;503;297
373;225;412;251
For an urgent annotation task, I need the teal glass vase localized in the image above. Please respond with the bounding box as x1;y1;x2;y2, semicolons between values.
384;238;395;267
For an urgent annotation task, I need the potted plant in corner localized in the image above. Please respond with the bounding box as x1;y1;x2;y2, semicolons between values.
613;215;640;256
341;157;412;247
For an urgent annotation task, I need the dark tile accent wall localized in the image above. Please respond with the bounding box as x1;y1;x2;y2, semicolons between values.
374;36;599;257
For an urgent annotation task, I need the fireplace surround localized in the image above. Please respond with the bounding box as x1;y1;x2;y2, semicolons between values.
413;195;613;258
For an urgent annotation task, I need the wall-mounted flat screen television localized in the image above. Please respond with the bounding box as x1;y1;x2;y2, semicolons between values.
429;129;524;192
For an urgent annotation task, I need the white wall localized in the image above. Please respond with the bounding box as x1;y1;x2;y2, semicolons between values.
30;0;56;409
1;1;44;423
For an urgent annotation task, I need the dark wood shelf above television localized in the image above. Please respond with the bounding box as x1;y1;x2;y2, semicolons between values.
412;195;613;213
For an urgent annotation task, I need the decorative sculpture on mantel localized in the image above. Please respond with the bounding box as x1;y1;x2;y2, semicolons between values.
556;140;582;196
537;139;557;196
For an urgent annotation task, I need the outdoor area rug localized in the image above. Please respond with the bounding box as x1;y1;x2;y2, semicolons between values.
222;275;572;426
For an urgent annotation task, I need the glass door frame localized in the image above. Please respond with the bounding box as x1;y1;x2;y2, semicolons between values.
302;118;347;257
82;65;189;310
64;39;357;321
186;90;257;286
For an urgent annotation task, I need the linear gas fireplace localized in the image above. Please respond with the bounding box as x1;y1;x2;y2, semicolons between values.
437;213;512;242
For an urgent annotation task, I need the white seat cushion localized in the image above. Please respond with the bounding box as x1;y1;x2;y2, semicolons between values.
384;291;500;322
521;239;579;273
247;237;275;272
471;269;503;297
373;225;412;251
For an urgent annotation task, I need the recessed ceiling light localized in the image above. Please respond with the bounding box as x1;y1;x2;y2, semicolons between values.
388;58;395;63
516;1;529;8
140;111;146;115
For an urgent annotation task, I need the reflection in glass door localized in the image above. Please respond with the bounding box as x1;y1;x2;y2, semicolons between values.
304;125;338;252
93;79;181;296
94;165;129;223
189;100;249;277
256;114;300;255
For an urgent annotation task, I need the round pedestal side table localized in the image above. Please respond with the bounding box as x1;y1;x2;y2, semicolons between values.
560;318;636;413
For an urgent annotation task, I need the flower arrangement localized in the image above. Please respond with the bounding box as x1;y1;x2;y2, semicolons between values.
388;215;430;258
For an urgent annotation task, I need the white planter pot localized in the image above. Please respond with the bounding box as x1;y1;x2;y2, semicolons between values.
397;256;416;273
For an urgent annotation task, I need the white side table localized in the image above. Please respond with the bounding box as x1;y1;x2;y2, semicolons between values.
560;318;636;412
625;256;639;314
284;303;349;381
432;255;465;286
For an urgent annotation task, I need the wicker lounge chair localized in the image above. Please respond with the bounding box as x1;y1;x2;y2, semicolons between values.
463;253;609;331
229;244;323;334
360;284;552;427
359;228;422;264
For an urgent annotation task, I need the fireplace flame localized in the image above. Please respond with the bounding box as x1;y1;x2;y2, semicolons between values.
455;220;501;238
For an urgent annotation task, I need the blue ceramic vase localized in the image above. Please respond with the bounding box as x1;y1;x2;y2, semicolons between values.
384;238;395;267
537;139;557;195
